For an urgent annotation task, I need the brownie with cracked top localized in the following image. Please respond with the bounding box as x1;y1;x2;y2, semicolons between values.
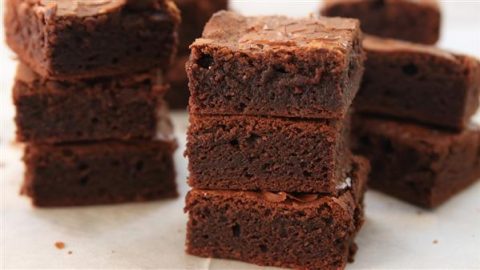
13;63;168;143
354;36;480;130
352;114;480;208
187;11;364;119
185;156;369;270
186;114;351;194
22;135;177;207
5;0;180;80
321;0;440;45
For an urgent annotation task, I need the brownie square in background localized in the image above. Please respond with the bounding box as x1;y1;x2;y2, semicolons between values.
13;63;168;144
352;114;480;208
354;36;480;131
186;114;351;194
22;138;178;207
5;0;180;80
185;156;369;270
187;11;365;119
321;0;440;45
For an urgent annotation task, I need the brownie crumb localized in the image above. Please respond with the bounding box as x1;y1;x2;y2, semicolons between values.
55;242;65;250
433;240;438;244
68;251;73;255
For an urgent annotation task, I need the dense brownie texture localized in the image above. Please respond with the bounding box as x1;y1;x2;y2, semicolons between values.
165;55;189;110
352;115;480;208
22;138;178;207
321;0;440;44
175;0;228;54
13;63;168;143
185;156;369;270
354;37;480;130
5;0;180;80
187;11;365;119
186;114;351;194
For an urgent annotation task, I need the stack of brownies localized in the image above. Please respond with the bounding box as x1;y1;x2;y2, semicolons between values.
165;0;228;109
5;0;180;207
185;11;369;269
322;0;480;208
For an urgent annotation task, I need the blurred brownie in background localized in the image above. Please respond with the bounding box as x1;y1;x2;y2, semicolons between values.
22;138;178;207
354;36;480;131
13;63;168;143
5;0;180;80
166;0;228;109
321;0;440;45
352;114;480;208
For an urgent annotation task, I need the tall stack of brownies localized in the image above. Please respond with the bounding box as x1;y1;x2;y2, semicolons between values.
322;0;480;208
165;0;228;109
5;0;181;207
185;11;369;269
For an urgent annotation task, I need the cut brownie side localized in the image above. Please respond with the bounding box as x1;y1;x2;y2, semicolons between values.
175;0;228;54
5;0;180;80
187;11;365;119
22;138;178;207
13;63;168;143
185;156;369;270
186;114;351;194
352;115;480;208
354;37;480;130
321;0;440;44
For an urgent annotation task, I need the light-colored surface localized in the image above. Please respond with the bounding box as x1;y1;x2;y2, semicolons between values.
1;1;480;269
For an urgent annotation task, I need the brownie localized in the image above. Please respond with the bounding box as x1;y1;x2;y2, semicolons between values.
5;0;180;80
165;55;189;110
175;0;228;54
354;36;480;130
186;114;351;194
22;137;178;207
185;156;369;270
187;11;365;119
352;115;480;208
321;0;441;44
13;63;168;143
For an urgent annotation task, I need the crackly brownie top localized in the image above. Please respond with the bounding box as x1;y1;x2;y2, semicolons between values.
31;0;174;18
193;11;360;54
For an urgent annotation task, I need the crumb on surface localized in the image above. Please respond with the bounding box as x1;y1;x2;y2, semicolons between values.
433;240;438;244
55;242;65;249
68;251;73;255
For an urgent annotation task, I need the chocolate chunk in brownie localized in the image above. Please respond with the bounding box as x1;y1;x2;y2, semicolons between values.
22;138;178;207
13;63;169;143
165;55;189;110
185;156;369;270
175;0;228;54
5;0;180;80
321;0;440;44
354;36;480;130
352;114;480;208
187;11;365;119
186;114;351;194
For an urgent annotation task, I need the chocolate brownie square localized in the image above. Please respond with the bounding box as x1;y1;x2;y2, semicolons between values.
13;63;168;143
5;0;180;80
186;114;351;194
187;11;364;119
165;55;189;109
352;115;480;208
22;137;178;207
321;0;441;44
175;0;228;54
354;37;480;130
185;156;369;270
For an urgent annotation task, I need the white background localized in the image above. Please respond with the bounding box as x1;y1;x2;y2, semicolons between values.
1;1;480;269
